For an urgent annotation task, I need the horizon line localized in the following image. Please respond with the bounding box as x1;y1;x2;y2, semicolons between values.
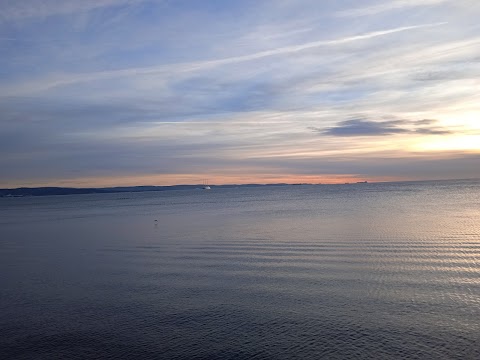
1;177;479;191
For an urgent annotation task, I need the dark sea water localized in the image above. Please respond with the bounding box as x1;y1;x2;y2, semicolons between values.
1;180;479;359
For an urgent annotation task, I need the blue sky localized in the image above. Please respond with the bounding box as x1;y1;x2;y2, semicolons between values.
1;0;479;187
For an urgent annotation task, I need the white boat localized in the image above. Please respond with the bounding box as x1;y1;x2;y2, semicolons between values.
202;180;211;190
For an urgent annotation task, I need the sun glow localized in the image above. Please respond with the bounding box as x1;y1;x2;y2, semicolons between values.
415;135;480;152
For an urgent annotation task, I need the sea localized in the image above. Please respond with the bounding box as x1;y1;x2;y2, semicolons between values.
1;180;479;359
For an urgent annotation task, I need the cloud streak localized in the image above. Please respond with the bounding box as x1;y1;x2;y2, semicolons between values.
337;0;449;17
316;119;453;137
0;22;448;96
0;0;149;22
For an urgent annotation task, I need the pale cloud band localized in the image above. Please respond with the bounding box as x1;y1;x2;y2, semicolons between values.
0;0;149;22
337;0;449;17
0;22;448;96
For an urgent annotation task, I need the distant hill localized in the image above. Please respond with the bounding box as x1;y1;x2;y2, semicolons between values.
0;183;293;197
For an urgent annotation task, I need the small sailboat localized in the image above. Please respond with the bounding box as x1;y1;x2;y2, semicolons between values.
202;180;211;190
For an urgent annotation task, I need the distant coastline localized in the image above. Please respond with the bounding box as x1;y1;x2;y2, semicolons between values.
0;183;303;197
1;178;478;197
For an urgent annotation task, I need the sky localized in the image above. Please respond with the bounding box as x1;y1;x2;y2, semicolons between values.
1;0;480;187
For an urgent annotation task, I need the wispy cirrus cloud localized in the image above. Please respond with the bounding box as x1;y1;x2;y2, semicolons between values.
336;0;449;17
0;22;447;96
0;0;149;22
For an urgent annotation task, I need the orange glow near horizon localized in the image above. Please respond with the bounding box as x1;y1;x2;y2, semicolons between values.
2;173;403;189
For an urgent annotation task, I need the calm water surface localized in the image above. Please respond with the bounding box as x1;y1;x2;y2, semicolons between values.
1;180;479;359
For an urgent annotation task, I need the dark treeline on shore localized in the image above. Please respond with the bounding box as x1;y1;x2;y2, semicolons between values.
0;183;307;197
